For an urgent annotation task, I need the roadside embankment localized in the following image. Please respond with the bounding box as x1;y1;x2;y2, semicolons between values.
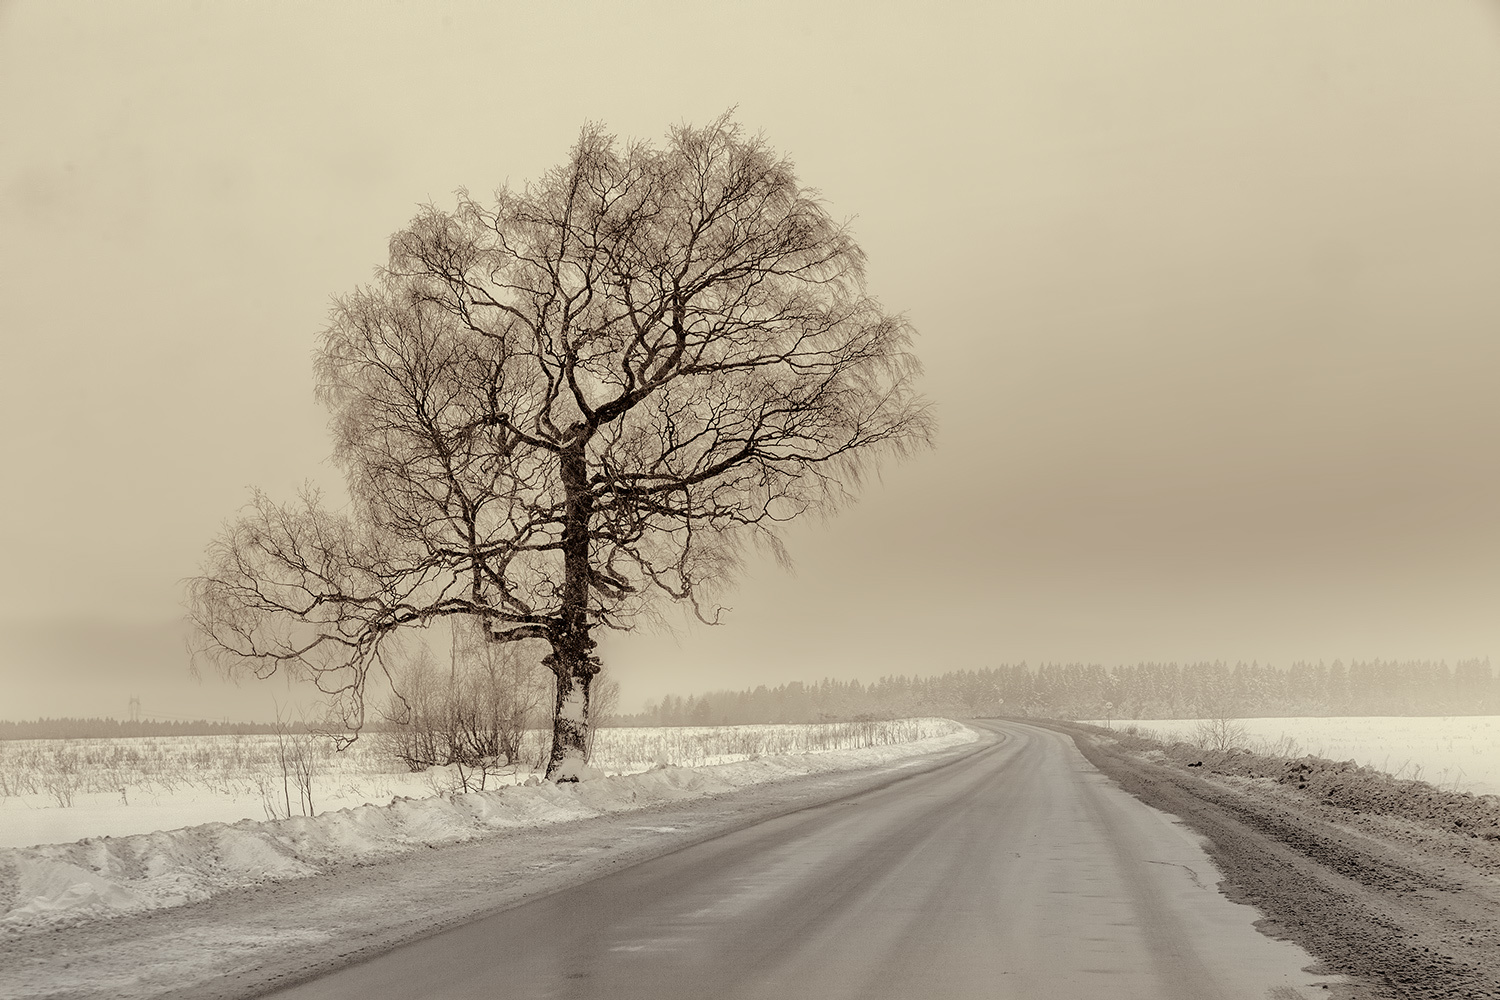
1;723;978;939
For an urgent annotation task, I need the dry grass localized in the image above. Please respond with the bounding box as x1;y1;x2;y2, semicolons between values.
593;719;961;769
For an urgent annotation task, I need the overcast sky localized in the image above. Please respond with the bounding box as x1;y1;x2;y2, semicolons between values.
4;1;1500;722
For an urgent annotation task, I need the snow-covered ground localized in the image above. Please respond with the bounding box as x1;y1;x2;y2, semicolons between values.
0;720;976;940
0;719;953;851
1081;716;1500;795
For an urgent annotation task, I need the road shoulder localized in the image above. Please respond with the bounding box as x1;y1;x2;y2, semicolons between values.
1035;720;1500;1000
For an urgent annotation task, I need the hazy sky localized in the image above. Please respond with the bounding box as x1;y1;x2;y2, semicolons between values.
4;1;1500;721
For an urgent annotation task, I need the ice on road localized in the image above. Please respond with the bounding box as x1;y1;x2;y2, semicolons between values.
266;721;1337;1000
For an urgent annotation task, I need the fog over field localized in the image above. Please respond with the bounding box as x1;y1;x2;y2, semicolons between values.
7;9;1500;997
4;2;1500;724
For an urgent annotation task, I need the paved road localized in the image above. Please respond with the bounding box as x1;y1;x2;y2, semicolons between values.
266;721;1334;1000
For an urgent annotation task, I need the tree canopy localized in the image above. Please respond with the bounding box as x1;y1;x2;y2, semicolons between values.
189;115;932;777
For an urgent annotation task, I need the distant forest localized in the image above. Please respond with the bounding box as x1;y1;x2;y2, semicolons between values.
7;659;1496;739
0;718;304;741
621;659;1500;726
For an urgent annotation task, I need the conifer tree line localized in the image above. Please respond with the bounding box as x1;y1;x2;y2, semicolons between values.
622;659;1499;726
6;659;1494;740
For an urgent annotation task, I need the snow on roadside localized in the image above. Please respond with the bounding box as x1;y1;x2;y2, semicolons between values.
1082;716;1500;795
0;719;963;850
1;722;976;937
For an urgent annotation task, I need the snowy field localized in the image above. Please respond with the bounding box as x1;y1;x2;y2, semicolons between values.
0;719;976;938
0;719;960;851
1082;716;1500;796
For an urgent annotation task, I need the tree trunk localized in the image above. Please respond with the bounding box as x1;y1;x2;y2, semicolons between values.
545;438;599;781
547;662;593;779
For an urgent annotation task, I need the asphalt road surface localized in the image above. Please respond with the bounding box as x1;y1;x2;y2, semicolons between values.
265;721;1337;1000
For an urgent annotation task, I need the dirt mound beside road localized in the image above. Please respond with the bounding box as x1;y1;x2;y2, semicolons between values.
1033;721;1500;1000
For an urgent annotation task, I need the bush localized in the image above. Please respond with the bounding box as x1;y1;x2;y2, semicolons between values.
379;623;552;792
1193;715;1250;752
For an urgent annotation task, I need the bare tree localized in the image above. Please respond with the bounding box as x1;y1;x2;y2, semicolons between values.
1193;713;1250;753
188;114;932;779
584;671;621;765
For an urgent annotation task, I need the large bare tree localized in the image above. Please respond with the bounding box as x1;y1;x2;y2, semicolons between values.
189;115;932;779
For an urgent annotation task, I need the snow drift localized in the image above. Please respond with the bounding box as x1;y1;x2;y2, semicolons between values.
1;724;977;936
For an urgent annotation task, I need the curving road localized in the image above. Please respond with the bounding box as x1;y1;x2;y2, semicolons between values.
265;721;1335;1000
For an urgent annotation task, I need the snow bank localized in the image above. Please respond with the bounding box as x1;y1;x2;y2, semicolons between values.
0;718;967;850
1;723;976;936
